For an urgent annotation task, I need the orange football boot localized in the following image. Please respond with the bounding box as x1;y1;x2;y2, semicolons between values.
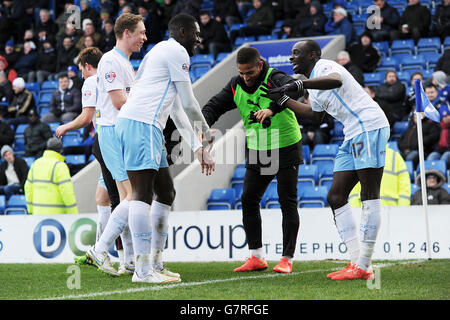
331;264;374;280
326;262;352;279
273;257;292;273
233;255;268;272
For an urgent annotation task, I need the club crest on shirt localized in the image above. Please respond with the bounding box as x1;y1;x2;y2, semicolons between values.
105;71;116;83
84;90;92;97
182;63;189;72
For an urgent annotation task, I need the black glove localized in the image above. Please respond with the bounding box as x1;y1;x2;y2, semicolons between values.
260;82;290;107
277;79;304;95
248;110;271;128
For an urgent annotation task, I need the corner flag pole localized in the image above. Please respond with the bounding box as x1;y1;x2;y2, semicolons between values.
414;79;432;260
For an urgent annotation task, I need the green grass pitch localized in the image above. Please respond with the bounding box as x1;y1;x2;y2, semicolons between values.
0;259;448;300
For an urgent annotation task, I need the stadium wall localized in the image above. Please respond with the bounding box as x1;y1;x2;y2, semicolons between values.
1;205;448;263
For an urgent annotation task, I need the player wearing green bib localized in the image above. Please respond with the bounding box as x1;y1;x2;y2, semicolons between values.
202;47;303;273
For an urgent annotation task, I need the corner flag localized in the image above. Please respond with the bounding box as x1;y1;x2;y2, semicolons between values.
414;79;441;123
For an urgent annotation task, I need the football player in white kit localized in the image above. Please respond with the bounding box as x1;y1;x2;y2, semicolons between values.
114;13;215;284
85;13;147;276
255;40;390;280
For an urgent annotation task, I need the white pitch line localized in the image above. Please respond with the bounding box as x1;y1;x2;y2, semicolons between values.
41;260;423;300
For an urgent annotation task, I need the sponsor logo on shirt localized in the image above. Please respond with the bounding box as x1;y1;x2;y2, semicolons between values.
182;63;189;72
125;87;130;93
84;90;92;97
105;71;116;83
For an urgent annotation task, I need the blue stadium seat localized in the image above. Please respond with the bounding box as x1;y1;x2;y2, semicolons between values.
405;160;415;182
65;154;86;166
229;23;247;32
376;56;398;72
215;52;231;64
22;156;35;168
257;34;277;41
411;183;419;197
5;194;27;215
193;66;211;79
207;188;236;210
318;162;334;187
302;144;310;164
311;144;339;167
130;59;141;70
41;80;58;92
262;182;279;208
14;137;25;153
444;36;450;51
421;69;434;80
330;121;344;144
39;92;53;105
191;54;215;68
418;52;441;70
443;183;450;194
274;20;284;29
39;106;50;117
48;122;60;133
391;39;415;55
231;166;246;187
88;154;95;162
298;164;319;187
234;36;256;47
416;160;447;179
146;44;155;53
298;186;328;208
372;41;390;57
200;0;213;10
399;55;426;71
62;135;83;148
391;121;409;139
15;124;28;138
396;70;413;87
364;72;384;86
417;37;442;53
352;13;368;28
0;195;6;214
25;82;40;94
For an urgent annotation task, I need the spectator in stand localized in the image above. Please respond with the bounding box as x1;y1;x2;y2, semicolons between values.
14;41;38;79
0;55;17;83
27;39;57;85
35;27;55;52
157;0;177;31
0;145;28;200
431;0;450;40
0;71;13;104
2;77;35;129
398;111;441;168
425;83;450;114
213;0;241;28
56;23;81;52
366;85;395;129
197;11;231;59
347;31;380;73
100;19;116;53
35;9;58;38
376;70;407;122
229;0;275;45
25;137;78;215
5;0;34;43
435;49;450;76
138;3;163;45
278;20;296;39
42;74;81;124
283;0;306;20
404;71;424;118
336;50;365;87
325;8;356;47
411;169;450;205
23;109;53;158
76;20;102;51
2;40;20;69
22;29;36;45
0;113;14;151
295;1;327;37
55;37;79;77
55;1;76;40
297;92;334;148
368;0;400;42
81;0;100;28
431;71;450;104
294;0;312;22
98;7;112;32
172;0;202;18
390;0;431;44
66;65;82;93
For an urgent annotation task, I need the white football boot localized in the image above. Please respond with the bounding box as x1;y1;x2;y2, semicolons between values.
86;246;119;277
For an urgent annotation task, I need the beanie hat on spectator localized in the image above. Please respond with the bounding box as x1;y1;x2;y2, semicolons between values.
333;7;347;17
46;137;63;153
82;18;93;31
432;71;447;89
1;145;13;158
5;40;14;48
12;77;25;89
67;65;79;74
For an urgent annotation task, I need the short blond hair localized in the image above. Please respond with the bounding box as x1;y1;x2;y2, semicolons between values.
114;13;143;39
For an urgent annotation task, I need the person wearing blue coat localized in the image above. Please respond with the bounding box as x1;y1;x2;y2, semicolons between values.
14;41;38;79
326;8;356;47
